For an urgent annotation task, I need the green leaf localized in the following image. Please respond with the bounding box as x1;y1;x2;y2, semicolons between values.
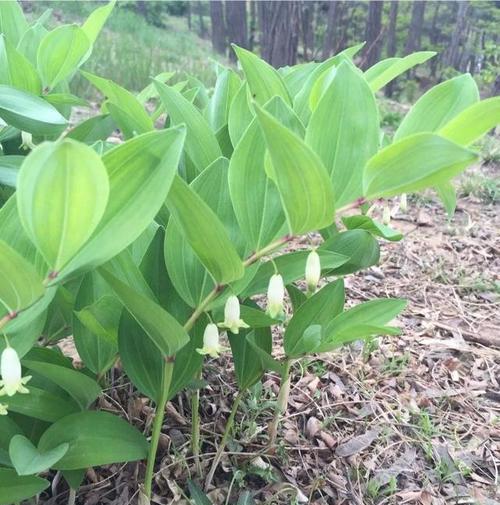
342;215;402;241
284;280;344;358
82;71;153;137
438;97;500;147
286;284;307;312
363;133;477;199
188;480;213;505
395;74;479;141
0;240;44;317
17;20;48;66
166;174;244;285
0;1;28;46
254;104;335;234
228;83;254;147
0;35;41;94
317;299;407;352
58;128;185;280
38;411;148;470
237;492;256;505
207;68;241;131
9;435;68;476
435;181;457;218
232;44;291;106
99;268;189;357
0;84;67;135
81;0;115;44
66;114;116;144
154;79;221;175
22;360;101;410
44;92;88;108
366;51;436;92
17;138;110;272
306;61;379;208
37;24;91;90
0;468;48;505
0;155;22;187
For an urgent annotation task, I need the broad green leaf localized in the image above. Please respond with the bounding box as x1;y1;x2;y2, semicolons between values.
0;468;48;505
166;174;244;286
208;68;241;131
17;138;110;272
0;154;22;187
342;216;402;241
44;92;88;108
9;435;68;476
66;113;116;143
321;230;380;276
17;20;48;66
282;61;319;98
366;51;436;92
0;1;28;46
154;79;221;175
82;71;153;136
284;280;344;357
395;74;479;141
364;133;477;199
6;386;80;422
246;333;283;375
0;35;41;94
306;62;379;208
228;82;254;146
81;0;115;44
59;128;185;280
188;480;213;505
100;268;189;357
438;97;500;147
435;181;457;217
0;240;44;317
38;411;148;470
0;84;66;135
22;360;101;410
254;105;335;234
232;44;291;106
287;284;307;312
37;24;91;90
317;299;407;352
0;416;22;466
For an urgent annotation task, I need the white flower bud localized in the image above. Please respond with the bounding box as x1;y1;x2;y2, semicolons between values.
0;403;8;415
196;324;227;358
305;250;321;293
382;204;391;225
0;347;31;397
400;193;408;213
218;295;249;334
266;273;284;319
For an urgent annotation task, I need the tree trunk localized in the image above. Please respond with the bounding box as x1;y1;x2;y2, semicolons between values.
428;2;441;77
258;1;300;68
300;1;315;61
322;0;338;60
226;1;248;62
186;2;192;30
444;1;469;68
384;1;398;97
197;1;206;38
210;1;226;55
405;1;426;54
363;1;384;69
249;0;256;51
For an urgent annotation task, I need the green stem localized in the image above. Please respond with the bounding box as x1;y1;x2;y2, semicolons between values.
143;357;175;499
268;359;292;449
204;391;244;490
191;371;202;476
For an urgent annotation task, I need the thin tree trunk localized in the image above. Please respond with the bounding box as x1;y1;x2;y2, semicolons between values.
363;1;384;69
210;1;226;55
258;1;300;68
385;1;399;97
405;1;427;54
429;2;441;78
300;1;315;61
322;0;338;60
444;1;469;68
249;0;256;51
186;2;192;30
197;1;206;38
226;0;248;62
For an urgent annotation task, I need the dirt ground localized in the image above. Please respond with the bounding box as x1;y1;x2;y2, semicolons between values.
50;160;499;505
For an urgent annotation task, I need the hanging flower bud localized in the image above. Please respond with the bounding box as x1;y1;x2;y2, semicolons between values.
196;324;228;358
382;204;391;225
0;403;7;415
218;295;249;334
0;347;31;397
266;273;284;319
400;193;408;213
20;131;36;151
305;249;321;293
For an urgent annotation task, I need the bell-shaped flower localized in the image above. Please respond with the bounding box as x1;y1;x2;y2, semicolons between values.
266;273;285;319
382;204;391;225
305;249;321;293
196;324;228;358
0;403;8;416
400;193;408;213
218;295;249;334
0;347;31;397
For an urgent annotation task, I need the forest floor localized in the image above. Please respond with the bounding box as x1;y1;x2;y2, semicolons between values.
53;157;500;505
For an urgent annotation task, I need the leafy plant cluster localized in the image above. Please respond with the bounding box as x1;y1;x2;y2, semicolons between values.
0;2;498;504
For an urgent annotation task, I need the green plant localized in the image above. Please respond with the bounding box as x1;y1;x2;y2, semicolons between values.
0;3;499;503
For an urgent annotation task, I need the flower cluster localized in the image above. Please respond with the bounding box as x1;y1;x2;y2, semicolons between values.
0;346;32;415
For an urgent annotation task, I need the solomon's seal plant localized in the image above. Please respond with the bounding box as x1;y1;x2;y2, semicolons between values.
0;2;498;503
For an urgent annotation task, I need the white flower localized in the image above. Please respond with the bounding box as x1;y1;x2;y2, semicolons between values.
20;131;36;151
0;347;31;397
266;273;284;319
218;295;249;334
0;403;8;415
305;250;321;293
382;204;391;225
196;324;228;358
400;193;408;213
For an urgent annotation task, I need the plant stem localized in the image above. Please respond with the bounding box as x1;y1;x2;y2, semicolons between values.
204;391;243;490
143;357;175;500
268;359;292;449
243;235;293;267
191;371;202;476
336;197;367;215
